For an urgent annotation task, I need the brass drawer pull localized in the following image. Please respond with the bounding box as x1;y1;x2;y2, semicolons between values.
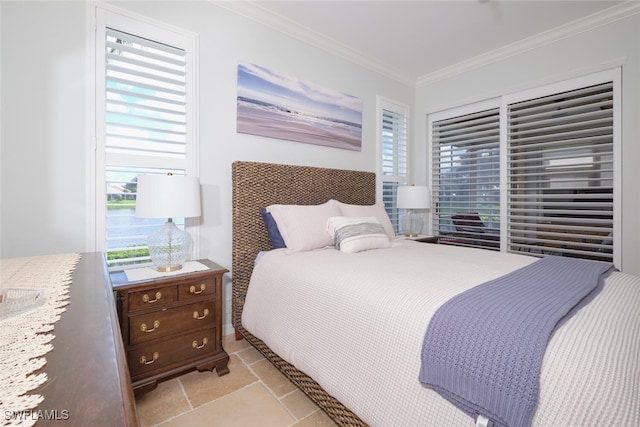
192;337;208;350
193;308;210;320
140;352;159;365
140;320;160;333
189;284;206;294
142;291;162;304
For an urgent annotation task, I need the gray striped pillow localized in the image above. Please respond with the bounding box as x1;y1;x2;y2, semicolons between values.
327;216;391;253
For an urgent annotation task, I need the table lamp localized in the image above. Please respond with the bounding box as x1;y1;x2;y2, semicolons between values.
135;173;201;272
397;185;430;237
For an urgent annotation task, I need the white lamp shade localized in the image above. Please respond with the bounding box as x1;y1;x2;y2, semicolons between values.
397;185;430;209
136;174;201;219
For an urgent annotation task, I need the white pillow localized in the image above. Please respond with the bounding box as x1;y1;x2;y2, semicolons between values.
267;200;341;252
327;216;391;254
335;201;396;239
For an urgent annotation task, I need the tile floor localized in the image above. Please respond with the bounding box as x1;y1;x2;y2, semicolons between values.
135;334;338;427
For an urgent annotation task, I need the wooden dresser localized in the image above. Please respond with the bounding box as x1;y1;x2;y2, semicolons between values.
111;259;230;395
32;252;138;426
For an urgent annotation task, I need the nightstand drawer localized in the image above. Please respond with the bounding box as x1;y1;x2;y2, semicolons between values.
129;286;177;311
128;328;216;378
129;300;216;345
178;277;217;300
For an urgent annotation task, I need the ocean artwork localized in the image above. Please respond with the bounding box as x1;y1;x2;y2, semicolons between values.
237;62;362;151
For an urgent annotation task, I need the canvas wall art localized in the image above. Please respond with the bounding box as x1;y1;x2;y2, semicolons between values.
237;62;362;151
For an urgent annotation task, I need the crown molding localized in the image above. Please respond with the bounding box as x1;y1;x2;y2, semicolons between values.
210;1;416;86
415;1;640;88
211;1;640;89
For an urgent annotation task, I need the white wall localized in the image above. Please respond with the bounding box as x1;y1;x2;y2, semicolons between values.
1;2;89;258
414;11;640;275
0;1;413;334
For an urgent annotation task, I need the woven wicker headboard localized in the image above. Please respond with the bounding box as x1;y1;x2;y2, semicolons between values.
231;161;376;331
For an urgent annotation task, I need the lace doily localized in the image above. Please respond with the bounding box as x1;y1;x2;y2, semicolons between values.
0;253;81;426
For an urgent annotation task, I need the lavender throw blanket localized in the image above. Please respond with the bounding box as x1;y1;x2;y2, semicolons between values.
419;256;615;427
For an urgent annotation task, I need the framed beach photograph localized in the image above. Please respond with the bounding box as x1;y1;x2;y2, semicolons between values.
236;62;362;151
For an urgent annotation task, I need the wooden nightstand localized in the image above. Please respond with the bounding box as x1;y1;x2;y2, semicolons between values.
407;235;439;244
111;259;230;395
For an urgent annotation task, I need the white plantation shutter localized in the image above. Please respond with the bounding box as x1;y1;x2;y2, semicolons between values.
507;82;614;261
97;11;197;268
380;100;409;233
429;72;617;262
105;28;187;159
431;108;501;250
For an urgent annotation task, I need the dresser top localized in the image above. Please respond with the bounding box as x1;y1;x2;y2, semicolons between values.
110;259;228;289
32;252;139;426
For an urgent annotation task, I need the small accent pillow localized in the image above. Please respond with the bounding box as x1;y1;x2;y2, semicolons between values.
267;200;341;252
327;216;391;253
335;201;396;240
259;208;286;249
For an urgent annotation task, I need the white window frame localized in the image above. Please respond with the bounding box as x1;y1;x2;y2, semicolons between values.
377;96;410;234
90;4;200;268
428;68;621;267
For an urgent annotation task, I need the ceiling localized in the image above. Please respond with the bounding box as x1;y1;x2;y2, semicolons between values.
218;0;629;86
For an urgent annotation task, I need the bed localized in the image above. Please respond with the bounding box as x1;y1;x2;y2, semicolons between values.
231;161;639;427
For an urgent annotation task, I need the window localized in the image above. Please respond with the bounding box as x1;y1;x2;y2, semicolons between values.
431;107;501;250
95;9;197;268
378;98;409;234
507;82;614;261
430;71;618;262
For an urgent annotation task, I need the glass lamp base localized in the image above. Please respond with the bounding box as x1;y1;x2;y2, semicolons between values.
400;212;423;237
147;220;191;272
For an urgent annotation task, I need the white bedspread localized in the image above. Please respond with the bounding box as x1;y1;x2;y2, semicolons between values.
242;240;640;426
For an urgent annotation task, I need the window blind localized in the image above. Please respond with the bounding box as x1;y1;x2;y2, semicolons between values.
507;82;614;261
381;107;408;233
432;108;501;250
105;28;187;159
104;27;190;267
